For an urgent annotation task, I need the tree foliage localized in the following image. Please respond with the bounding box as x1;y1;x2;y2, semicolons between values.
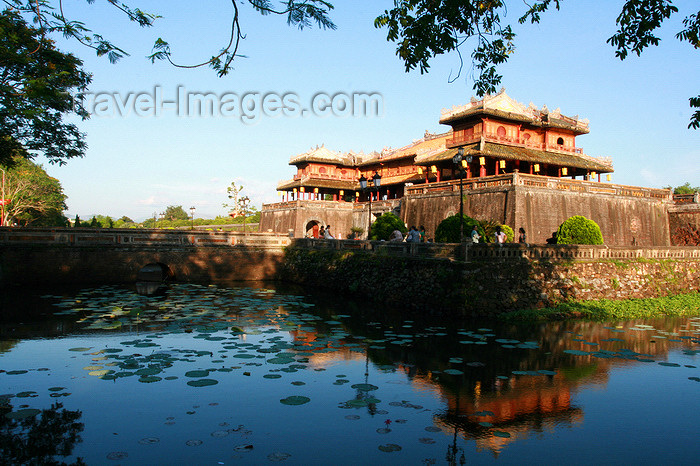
435;213;481;243
556;215;604;245
164;205;189;221
0;156;68;226
375;0;700;129
479;220;514;243
0;10;91;166
6;0;335;78
667;182;700;194
369;212;406;241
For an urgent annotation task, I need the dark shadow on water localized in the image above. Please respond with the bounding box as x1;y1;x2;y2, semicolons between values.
0;401;85;465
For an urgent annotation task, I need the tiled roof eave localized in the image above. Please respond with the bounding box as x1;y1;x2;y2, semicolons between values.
440;108;589;134
288;156;356;167
413;143;613;172
277;178;359;191
482;143;612;172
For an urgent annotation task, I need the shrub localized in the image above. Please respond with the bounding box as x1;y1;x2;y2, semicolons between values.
479;220;514;243
369;213;407;241
556;215;603;245
435;214;482;243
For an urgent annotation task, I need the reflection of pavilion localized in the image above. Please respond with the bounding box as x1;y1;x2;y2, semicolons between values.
436;375;586;457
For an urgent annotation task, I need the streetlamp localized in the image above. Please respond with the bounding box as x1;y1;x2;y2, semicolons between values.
189;206;196;230
359;172;381;240
452;147;472;242
240;196;250;235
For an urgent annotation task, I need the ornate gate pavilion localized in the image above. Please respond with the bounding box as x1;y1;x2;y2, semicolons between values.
260;90;681;246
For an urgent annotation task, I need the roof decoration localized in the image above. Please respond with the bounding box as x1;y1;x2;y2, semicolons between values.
288;144;365;167
358;131;451;166
440;88;590;134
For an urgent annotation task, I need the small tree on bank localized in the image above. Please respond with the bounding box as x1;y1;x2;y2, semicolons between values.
435;214;483;243
556;216;604;245
369;212;406;241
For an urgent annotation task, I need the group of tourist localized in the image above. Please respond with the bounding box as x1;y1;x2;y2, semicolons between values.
390;225;427;243
472;225;528;245
313;223;529;244
318;225;334;239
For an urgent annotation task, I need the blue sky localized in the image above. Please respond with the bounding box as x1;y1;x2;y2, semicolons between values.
37;1;700;221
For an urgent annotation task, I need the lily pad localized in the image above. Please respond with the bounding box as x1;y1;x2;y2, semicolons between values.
5;408;41;420
351;383;378;391
280;395;310;405
378;444;402;452
267;452;291;461
187;379;218;387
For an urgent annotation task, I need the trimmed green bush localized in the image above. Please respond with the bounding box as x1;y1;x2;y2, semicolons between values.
369;213;407;241
556;215;603;245
480;220;514;243
435;214;482;243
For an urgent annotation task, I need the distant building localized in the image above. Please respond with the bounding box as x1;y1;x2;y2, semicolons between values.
261;90;676;245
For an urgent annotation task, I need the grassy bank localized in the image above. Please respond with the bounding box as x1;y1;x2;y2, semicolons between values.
501;292;700;321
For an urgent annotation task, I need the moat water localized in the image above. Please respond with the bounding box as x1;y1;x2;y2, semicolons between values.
1;283;698;465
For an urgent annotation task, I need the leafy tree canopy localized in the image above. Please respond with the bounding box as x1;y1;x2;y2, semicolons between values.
6;0;335;77
164;205;189;221
667;182;700;194
556;215;604;245
375;0;700;129
435;214;481;243
0;9;91;166
369;212;407;241
0;156;68;226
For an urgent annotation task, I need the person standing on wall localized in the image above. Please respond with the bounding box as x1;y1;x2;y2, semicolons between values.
495;226;506;246
518;227;528;246
471;225;481;243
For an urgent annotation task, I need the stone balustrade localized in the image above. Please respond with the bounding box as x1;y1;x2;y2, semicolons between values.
0;227;291;250
405;172;672;200
290;238;700;262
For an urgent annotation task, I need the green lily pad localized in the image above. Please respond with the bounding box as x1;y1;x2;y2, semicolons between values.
187;378;218;387
5;408;41;420
493;431;511;438
138;376;162;383
185;370;210;378
280;395;310;405
350;383;378;391
378;444;402;452
5;370;28;375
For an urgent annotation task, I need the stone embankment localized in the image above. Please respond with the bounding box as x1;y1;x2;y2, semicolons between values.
281;239;700;316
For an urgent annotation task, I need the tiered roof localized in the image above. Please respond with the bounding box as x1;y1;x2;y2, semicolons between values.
439;89;591;135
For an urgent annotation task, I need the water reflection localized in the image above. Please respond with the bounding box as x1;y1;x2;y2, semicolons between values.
0;283;697;464
0;401;84;465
